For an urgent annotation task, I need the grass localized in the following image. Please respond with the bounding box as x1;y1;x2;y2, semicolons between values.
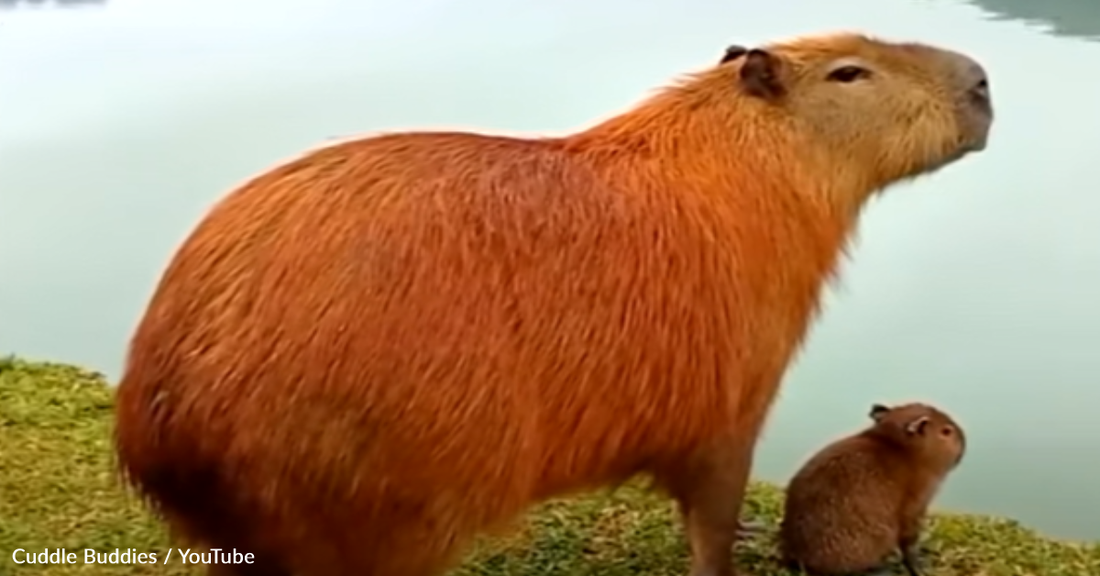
1;356;1097;576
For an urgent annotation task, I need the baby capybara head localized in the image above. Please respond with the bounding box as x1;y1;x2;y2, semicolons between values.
718;32;993;185
869;402;967;471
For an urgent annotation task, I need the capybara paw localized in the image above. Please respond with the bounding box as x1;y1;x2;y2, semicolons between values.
736;518;768;539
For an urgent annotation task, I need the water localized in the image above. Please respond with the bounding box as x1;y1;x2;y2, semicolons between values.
2;0;1098;542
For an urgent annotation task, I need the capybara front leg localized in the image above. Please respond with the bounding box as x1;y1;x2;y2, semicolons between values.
897;517;926;576
659;435;755;576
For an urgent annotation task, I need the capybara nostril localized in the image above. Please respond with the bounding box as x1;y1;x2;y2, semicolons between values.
972;77;988;96
958;59;991;107
969;76;991;109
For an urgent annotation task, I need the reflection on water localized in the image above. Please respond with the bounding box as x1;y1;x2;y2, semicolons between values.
2;0;1099;542
967;0;1100;41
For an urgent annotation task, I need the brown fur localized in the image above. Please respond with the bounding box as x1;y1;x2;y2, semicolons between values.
778;402;968;576
112;31;992;576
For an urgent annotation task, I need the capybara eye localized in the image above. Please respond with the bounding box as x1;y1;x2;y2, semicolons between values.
827;65;871;83
941;427;953;437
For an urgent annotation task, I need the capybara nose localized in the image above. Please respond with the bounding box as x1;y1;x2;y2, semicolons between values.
969;76;989;102
966;68;991;112
954;57;991;114
940;50;993;151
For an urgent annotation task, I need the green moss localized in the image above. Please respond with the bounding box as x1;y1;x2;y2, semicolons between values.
2;356;1097;575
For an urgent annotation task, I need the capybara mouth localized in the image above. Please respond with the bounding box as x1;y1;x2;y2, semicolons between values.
964;126;989;153
966;121;991;153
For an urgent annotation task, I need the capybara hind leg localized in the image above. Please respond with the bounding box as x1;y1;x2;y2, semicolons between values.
657;435;756;576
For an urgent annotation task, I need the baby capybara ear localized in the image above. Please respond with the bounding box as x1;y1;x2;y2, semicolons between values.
718;44;749;64
905;415;931;436
869;403;890;421
738;48;787;100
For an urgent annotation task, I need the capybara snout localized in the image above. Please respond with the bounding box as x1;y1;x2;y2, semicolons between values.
947;49;993;151
871;401;968;470
913;45;993;155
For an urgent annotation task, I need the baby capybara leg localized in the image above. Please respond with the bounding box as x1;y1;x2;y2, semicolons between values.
898;519;927;576
899;539;925;576
656;434;756;576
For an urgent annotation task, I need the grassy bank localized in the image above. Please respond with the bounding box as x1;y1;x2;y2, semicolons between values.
1;356;1097;576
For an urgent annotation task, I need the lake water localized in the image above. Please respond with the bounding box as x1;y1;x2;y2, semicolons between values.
2;0;1098;542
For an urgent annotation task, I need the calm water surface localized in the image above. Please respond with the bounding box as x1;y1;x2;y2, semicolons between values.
2;0;1099;541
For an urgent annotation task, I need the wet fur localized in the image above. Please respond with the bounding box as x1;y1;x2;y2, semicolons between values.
778;403;968;576
113;32;991;576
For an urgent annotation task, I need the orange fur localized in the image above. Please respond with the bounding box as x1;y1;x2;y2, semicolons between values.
113;32;993;576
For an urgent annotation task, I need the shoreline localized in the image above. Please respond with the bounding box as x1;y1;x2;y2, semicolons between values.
2;355;1098;575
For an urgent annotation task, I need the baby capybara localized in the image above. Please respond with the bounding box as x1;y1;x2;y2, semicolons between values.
779;402;967;576
113;33;993;576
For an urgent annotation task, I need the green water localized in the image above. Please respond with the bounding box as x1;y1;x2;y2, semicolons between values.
2;0;1098;541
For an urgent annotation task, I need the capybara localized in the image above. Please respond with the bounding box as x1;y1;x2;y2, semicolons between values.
778;402;967;576
113;31;993;576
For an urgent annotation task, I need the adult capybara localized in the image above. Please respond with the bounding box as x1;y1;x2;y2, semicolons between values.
778;402;967;576
113;31;993;576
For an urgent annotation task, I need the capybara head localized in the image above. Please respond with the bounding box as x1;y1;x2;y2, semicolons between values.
869;402;967;470
715;32;992;187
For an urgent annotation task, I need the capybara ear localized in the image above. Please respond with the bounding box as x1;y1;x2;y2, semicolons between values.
719;44;749;64
869;403;890;421
739;48;786;100
906;416;931;436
